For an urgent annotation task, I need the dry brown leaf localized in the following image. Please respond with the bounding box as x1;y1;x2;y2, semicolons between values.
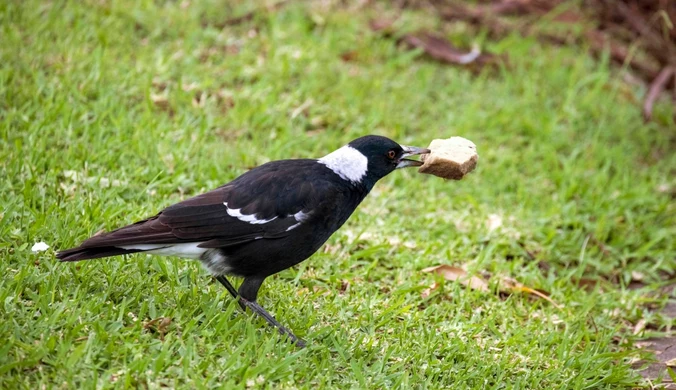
151;94;174;116
498;277;562;309
192;92;206;108
422;265;561;308
143;317;172;341
633;319;648;335
211;0;291;28
339;280;350;294
631;271;645;282
421;281;440;298
290;99;313;119
151;94;169;109
667;358;676;367
340;50;358;62
369;18;396;33
158;317;171;331
422;265;489;292
574;277;602;292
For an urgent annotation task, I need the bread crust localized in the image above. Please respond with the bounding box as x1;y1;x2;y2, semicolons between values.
419;137;478;180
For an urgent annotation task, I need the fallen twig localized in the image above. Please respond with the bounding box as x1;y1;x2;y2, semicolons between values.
585;30;661;81
607;1;675;67
403;34;480;64
643;66;674;121
399;32;503;69
213;0;291;28
429;0;675;121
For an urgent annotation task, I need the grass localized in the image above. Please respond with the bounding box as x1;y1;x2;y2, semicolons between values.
1;0;675;388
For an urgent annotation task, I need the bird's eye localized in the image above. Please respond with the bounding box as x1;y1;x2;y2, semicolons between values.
387;150;396;159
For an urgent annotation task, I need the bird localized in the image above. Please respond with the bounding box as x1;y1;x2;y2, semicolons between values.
57;135;429;347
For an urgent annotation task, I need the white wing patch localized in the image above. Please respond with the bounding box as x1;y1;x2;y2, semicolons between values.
119;243;206;259
223;202;278;224
286;223;301;231
285;210;311;232
318;145;368;184
293;210;311;222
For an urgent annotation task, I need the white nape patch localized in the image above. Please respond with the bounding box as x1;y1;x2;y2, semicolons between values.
318;145;368;184
119;243;206;259
223;202;277;224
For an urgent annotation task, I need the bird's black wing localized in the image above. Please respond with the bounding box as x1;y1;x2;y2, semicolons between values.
72;160;330;250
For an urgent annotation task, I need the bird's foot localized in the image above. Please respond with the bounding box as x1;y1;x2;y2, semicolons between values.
240;298;306;348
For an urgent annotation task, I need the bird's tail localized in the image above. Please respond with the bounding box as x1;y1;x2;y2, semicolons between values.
56;246;144;262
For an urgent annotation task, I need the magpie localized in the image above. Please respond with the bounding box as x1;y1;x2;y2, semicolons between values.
57;135;429;347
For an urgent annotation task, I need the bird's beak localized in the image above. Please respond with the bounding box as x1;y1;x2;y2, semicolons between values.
396;145;430;169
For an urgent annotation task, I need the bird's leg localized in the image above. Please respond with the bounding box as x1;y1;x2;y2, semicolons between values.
214;275;305;347
215;275;245;311
239;277;307;348
239;298;306;348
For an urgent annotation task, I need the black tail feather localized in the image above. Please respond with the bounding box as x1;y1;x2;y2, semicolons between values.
56;246;144;262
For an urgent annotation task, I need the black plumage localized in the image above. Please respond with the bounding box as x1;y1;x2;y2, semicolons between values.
57;135;428;346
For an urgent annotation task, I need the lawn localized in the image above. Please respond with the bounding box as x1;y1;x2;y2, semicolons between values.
1;0;675;388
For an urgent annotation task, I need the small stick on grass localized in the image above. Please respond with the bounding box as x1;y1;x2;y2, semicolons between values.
214;0;291;28
643;66;674;122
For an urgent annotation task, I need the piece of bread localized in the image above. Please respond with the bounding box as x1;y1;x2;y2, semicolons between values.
419;137;478;180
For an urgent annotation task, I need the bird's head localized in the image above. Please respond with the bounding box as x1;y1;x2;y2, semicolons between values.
318;135;429;189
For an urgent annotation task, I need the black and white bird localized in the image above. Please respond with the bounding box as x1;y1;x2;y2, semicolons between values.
57;135;428;347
